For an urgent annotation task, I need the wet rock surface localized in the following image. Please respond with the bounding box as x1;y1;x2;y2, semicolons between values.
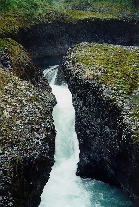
0;40;56;207
62;44;139;207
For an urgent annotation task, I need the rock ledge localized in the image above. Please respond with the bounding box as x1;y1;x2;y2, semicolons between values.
62;42;139;206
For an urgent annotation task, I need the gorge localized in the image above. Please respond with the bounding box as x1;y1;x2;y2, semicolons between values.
62;42;139;206
38;64;134;207
0;12;139;207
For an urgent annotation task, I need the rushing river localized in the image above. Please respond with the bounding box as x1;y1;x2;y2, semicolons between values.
38;62;133;207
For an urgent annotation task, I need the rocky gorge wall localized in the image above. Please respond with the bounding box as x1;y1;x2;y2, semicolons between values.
1;14;139;207
0;38;56;207
62;43;139;206
5;18;139;58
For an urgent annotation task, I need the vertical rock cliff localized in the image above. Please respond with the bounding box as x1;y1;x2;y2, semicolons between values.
62;42;139;206
0;38;56;207
5;18;139;58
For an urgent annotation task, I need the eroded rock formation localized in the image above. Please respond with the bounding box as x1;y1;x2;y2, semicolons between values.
1;13;139;207
62;42;139;206
0;38;56;207
6;18;139;58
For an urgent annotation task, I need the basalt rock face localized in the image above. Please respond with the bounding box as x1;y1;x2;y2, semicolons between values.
62;45;139;206
8;18;139;58
0;39;56;207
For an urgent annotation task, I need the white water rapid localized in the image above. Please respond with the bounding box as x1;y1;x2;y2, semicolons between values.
39;65;133;207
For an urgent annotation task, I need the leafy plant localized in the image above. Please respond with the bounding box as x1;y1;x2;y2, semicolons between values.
0;0;54;12
0;0;15;11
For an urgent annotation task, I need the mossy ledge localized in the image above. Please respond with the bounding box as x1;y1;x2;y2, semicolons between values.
62;42;139;206
1;11;139;58
0;38;56;207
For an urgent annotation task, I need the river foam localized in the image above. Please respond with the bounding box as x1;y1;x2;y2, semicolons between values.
39;65;133;207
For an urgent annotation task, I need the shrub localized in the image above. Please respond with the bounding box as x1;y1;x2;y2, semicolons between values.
0;0;54;12
0;0;15;11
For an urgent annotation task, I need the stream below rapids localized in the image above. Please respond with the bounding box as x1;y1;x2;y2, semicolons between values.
36;57;133;207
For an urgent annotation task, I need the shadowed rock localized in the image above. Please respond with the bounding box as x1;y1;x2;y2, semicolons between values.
62;42;139;206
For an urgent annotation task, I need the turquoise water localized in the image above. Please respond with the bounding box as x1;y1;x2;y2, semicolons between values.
39;66;133;207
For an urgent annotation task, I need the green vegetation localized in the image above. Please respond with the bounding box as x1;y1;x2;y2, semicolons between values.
64;0;139;20
0;38;56;205
70;42;139;143
66;10;113;20
0;67;49;147
72;43;139;95
0;1;68;35
0;0;139;201
0;1;138;144
0;38;39;80
64;0;139;8
0;0;139;36
0;37;55;149
1;0;139;13
0;65;54;205
0;0;55;34
0;0;53;12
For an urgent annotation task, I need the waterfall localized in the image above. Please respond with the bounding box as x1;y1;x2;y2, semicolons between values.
39;65;133;207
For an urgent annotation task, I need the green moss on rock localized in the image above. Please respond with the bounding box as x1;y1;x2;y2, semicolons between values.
0;64;56;205
66;10;113;21
0;2;139;37
0;10;66;36
72;42;139;94
0;38;56;206
0;66;55;156
0;38;41;82
65;2;139;20
69;42;139;144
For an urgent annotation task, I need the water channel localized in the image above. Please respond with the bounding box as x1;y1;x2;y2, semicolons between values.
35;57;133;207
